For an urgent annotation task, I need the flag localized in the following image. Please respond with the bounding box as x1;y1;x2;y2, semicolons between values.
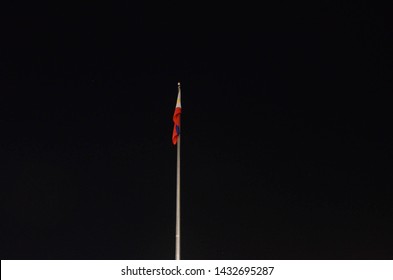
172;90;181;145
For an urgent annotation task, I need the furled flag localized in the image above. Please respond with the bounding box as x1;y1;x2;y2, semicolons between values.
172;88;181;145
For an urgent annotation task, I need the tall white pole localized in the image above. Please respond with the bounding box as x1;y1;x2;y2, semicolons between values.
175;82;181;260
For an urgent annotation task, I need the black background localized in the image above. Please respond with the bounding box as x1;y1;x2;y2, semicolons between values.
1;2;393;259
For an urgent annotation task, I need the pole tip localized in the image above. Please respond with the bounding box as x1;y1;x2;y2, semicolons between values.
178;82;181;86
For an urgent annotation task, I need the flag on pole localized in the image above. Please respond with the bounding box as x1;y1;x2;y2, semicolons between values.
174;82;182;260
172;87;181;145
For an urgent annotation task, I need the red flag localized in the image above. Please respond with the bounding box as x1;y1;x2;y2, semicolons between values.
172;90;181;145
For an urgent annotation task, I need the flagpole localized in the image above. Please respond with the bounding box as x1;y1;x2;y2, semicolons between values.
175;82;181;260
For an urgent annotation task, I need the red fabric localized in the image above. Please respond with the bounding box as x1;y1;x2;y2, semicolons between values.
172;107;181;145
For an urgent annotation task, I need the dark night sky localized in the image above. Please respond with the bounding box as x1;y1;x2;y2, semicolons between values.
1;2;393;259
